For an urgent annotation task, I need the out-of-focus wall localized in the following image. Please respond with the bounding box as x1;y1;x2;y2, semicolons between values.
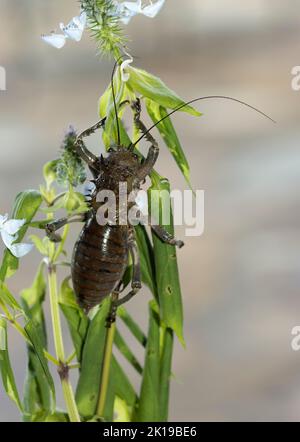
1;0;300;421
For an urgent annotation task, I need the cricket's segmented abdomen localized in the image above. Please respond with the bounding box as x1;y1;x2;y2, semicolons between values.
71;216;129;312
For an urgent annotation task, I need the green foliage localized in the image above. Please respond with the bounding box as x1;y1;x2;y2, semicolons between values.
0;318;23;411
127;67;201;117
24;320;56;414
21;264;54;418
75;299;111;418
0;0;200;423
136;301;161;422
146;98;193;188
149;177;184;344
59;278;89;362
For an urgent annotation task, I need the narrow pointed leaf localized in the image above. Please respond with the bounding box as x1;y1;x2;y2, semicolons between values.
117;306;147;347
136;301;160;422
145;98;192;188
159;327;174;421
0;318;23;411
24;320;55;411
115;329;143;375
149;178;184;344
59;278;89;362
0;283;23;311
21;263;53;415
112;356;138;413
75;299;110;418
135;225;158;299
127;67;201;116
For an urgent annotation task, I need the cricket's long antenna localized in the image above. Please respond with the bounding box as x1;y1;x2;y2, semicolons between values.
129;95;276;148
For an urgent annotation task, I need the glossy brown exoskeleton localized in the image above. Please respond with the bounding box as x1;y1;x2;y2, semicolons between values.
46;99;183;320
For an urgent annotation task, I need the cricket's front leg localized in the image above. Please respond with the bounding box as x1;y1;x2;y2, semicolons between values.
131;99;159;181
46;213;88;242
73;118;107;169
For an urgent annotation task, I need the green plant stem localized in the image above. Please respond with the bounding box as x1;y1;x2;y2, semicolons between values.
96;296;117;417
62;378;81;423
47;263;80;422
0;299;59;366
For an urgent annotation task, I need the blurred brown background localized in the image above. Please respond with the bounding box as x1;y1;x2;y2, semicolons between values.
1;0;300;422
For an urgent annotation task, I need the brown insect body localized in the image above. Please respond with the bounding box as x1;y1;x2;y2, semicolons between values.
71;148;141;312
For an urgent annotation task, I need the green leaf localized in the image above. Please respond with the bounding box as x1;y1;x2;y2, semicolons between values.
0;318;23;411
112;356;137;415
135;225;158;299
114;329;142;375
114;396;131;422
64;188;88;214
136;301;161;422
29;411;68;422
21;263;53;415
127;67;201;116
0;283;23;312
159;327;174;421
29;235;48;256
43;160;59;189
99;73;130;147
145;98;192;188
24;320;55;411
0;190;42;281
117;306;147;347
149;178;184;345
59;278;89;363
75;299;111;418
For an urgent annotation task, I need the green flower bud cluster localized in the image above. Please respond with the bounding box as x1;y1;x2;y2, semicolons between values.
56;126;87;187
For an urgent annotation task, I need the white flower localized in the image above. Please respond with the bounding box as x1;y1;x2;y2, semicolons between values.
118;0;166;24
41;3;165;49
0;214;33;258
140;0;166;18
120;53;133;82
41;11;87;49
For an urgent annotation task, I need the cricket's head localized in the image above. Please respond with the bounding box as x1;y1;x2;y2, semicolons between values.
94;146;142;193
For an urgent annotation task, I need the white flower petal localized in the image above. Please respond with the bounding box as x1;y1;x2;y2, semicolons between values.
142;0;165;18
76;11;87;30
1;230;17;248
120;56;133;82
120;1;142;14
60;11;87;42
9;243;33;258
3;218;25;235
62;25;84;42
41;33;66;49
118;2;141;24
0;214;8;228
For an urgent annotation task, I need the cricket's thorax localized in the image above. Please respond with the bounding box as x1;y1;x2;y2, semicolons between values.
88;148;142;214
